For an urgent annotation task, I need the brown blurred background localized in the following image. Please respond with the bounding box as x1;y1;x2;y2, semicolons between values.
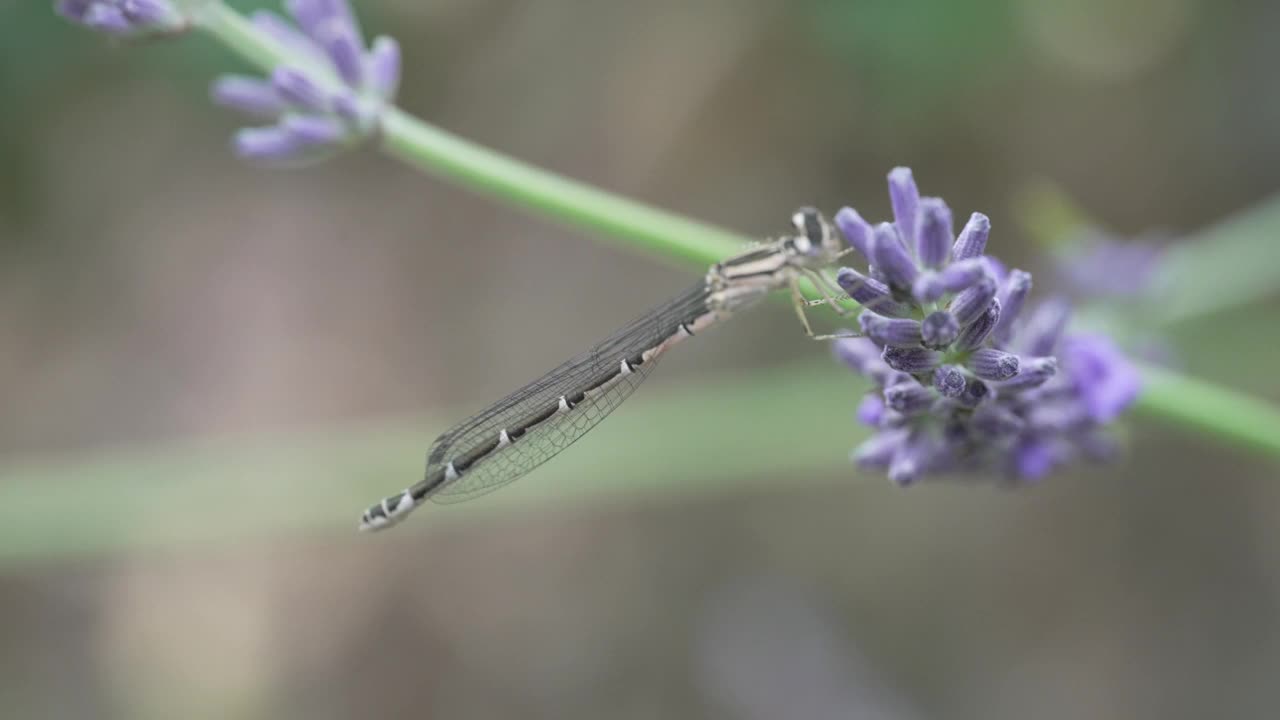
2;0;1280;718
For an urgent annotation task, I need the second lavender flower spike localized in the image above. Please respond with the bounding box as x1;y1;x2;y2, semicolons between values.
831;168;1140;486
211;0;401;164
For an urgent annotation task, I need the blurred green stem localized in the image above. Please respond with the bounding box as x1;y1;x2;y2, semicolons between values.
194;3;1280;460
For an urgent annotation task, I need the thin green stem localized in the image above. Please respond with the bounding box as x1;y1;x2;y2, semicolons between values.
193;2;1280;462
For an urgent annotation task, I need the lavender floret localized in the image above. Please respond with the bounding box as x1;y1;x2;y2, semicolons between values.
57;0;186;37
831;167;1140;486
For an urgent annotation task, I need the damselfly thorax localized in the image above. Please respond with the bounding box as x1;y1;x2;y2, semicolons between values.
358;208;857;531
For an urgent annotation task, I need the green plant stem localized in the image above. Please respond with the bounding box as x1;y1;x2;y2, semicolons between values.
194;3;1280;461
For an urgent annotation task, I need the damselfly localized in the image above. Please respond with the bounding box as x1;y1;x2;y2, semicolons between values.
359;208;855;531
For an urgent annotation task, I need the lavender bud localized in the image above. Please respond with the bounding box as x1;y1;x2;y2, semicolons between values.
318;18;365;88
250;10;322;59
921;311;959;348
884;382;936;415
833;207;874;263
369;36;402;99
211;76;286;119
871;222;920;290
993;269;1032;345
286;0;328;41
951;212;990;261
997;356;1057;391
949;275;998;327
957;378;990;408
853;431;907;468
271;67;331;113
887;167;920;249
330;92;370;126
121;0;173;25
1011;439;1058;481
968;348;1020;381
1019;298;1071;357
233;125;302;160
889;432;934;486
913;258;986;303
833;337;887;376
282;114;347;148
882;346;943;374
83;4;132;34
835;268;914;318
916;197;953;269
861;314;923;347
933;365;967;398
953;299;1001;351
856;395;884;427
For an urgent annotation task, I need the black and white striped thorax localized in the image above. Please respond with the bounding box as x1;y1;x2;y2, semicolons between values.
358;208;845;531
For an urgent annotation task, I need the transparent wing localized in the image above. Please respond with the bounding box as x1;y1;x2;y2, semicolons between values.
422;281;710;504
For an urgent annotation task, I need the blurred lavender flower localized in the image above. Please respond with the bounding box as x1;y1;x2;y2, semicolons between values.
211;0;401;164
833;168;1141;485
1056;228;1166;299
56;0;187;38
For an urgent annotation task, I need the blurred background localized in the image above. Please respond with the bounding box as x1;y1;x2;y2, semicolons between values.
3;0;1280;718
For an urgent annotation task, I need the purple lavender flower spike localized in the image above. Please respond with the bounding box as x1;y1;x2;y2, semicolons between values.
211;76;287;119
949;275;998;326
953;299;1000;352
833;207;874;263
933;365;967;398
212;0;401;165
887;167;921;249
882;346;943;375
835;268;913;318
856;395;885;427
921;311;959;348
916;197;953;269
829;167;1138;487
871;222;919;290
968;348;1020;381
861;314;923;348
993;269;1032;345
84;5;132;33
369;36;402;100
272;67;331;113
884;383;936;415
952;212;990;261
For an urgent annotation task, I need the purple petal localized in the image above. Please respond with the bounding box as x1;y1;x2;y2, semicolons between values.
285;0;329;41
921;311;959;348
953;299;1001;351
949;275;998;327
835;268;914;318
882;346;943;374
211;76;287;118
833;337;888;376
951;212;990;261
368;35;401;100
916;197;953;269
853;430;907;469
968;348;1020;381
121;0;177;27
856;395;885;427
993;269;1032;345
271;67;331;113
871;222;919;290
889;431;937;486
1011;438;1059;481
887;167;920;250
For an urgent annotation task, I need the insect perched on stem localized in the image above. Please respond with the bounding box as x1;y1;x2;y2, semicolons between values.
359;208;856;531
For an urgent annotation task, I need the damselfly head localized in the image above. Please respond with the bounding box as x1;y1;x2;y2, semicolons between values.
790;206;838;258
